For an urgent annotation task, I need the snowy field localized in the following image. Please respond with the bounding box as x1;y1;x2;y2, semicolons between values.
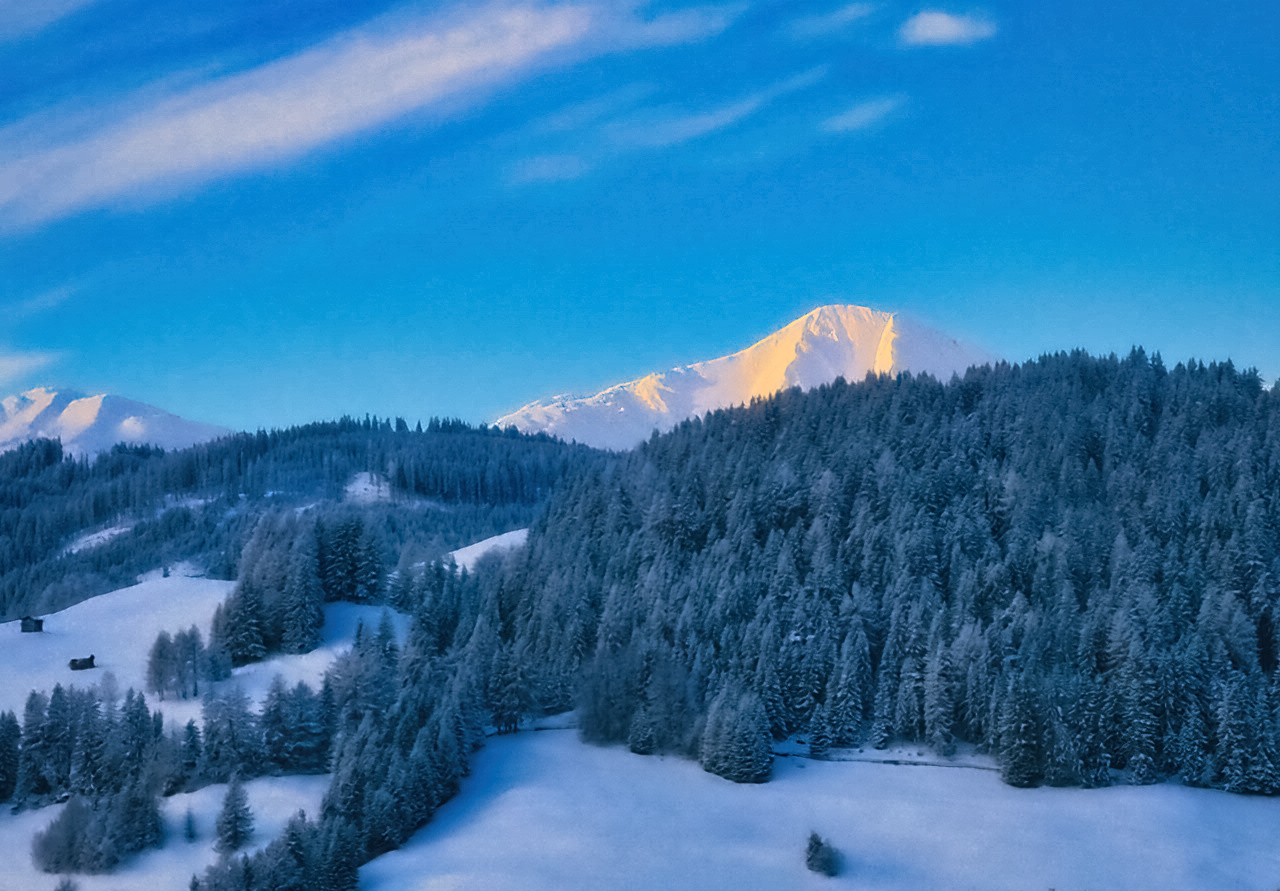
362;726;1280;891
0;573;408;731
0;572;233;720
0;774;328;891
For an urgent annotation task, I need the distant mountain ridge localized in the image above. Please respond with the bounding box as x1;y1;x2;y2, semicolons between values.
495;305;993;450
0;387;231;456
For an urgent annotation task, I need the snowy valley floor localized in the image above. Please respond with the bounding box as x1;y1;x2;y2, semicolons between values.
362;727;1280;891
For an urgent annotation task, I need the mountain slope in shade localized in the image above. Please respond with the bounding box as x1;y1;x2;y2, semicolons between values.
495;305;994;450
0;387;231;455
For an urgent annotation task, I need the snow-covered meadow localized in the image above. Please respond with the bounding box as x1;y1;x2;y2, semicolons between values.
0;571;408;730
0;566;397;891
0;571;233;720
362;725;1280;891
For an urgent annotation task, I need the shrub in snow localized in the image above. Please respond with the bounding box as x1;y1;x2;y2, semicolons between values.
805;832;841;877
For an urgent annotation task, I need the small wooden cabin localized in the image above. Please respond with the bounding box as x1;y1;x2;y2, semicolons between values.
20;616;44;633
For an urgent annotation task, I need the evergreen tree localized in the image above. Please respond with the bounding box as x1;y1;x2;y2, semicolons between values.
16;689;50;801
998;671;1044;788
216;773;254;853
174;626;206;699
0;709;18;802
146;631;177;699
282;537;325;654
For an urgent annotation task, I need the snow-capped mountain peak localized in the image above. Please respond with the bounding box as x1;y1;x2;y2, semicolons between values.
495;305;992;450
0;387;231;456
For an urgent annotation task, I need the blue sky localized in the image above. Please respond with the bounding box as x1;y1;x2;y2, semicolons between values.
1;0;1276;431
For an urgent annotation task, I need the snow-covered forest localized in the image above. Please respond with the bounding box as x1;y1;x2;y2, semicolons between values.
496;349;1280;792
0;416;596;621
4;349;1280;888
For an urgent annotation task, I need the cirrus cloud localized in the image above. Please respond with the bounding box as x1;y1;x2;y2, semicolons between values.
822;95;905;132
899;10;996;46
0;0;99;42
788;3;877;40
617;67;829;149
0;350;58;387
0;2;744;229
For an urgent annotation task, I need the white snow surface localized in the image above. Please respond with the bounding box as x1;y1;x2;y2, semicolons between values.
0;574;234;719
345;470;393;504
61;522;136;556
0;575;408;889
0;774;329;891
0;575;409;729
494;305;994;450
361;726;1280;891
448;528;529;571
0;386;230;456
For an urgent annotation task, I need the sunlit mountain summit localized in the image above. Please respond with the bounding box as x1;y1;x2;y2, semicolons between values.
496;305;993;450
0;387;230;456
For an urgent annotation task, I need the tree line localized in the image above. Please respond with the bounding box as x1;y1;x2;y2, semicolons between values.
0;417;597;621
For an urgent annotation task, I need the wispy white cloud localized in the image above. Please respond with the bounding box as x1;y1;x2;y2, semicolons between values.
5;3;735;227
788;3;876;40
899;10;996;46
611;4;748;48
510;153;591;183
0;0;99;41
0;350;57;387
532;83;655;135
0;2;747;228
11;285;76;318
618;67;828;149
822;95;904;132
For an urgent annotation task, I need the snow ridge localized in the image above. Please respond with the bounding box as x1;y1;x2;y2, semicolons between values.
495;305;993;450
0;387;231;456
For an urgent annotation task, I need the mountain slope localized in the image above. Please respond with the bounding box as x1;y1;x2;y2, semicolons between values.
0;387;231;455
495;305;992;449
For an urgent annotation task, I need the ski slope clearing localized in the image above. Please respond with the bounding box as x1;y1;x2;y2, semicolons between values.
0;774;328;891
449;528;528;571
344;470;393;504
361;727;1280;891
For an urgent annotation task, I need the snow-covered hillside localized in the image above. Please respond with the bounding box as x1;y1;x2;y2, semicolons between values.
0;774;329;891
362;725;1280;891
494;305;993;450
0;570;412;888
0;573;408;727
0;387;231;456
449;528;528;571
0;573;233;719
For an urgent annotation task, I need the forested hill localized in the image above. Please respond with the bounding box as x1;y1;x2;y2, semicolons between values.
493;349;1280;790
0;417;599;620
